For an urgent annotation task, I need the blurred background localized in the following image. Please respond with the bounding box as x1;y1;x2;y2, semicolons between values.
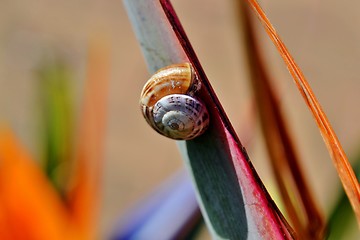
0;0;359;238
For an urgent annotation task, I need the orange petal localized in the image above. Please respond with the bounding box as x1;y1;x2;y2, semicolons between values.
0;128;78;240
67;38;110;238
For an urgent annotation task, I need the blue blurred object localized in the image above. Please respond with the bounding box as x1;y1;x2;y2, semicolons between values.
112;170;201;240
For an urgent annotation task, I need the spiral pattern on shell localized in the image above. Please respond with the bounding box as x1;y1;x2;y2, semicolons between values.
140;63;209;140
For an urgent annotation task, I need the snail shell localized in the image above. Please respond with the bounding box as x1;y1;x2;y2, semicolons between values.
140;63;209;140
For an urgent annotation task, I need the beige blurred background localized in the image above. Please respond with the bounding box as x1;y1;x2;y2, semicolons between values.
0;0;360;238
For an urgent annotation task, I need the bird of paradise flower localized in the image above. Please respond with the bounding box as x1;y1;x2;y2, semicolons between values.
0;40;109;240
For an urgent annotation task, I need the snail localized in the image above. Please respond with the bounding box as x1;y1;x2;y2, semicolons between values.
140;63;209;140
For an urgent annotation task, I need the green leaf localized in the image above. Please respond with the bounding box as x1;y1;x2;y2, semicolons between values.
124;0;294;239
37;58;74;195
328;153;360;239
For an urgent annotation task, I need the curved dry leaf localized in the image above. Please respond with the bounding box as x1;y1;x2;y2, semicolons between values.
245;0;360;226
